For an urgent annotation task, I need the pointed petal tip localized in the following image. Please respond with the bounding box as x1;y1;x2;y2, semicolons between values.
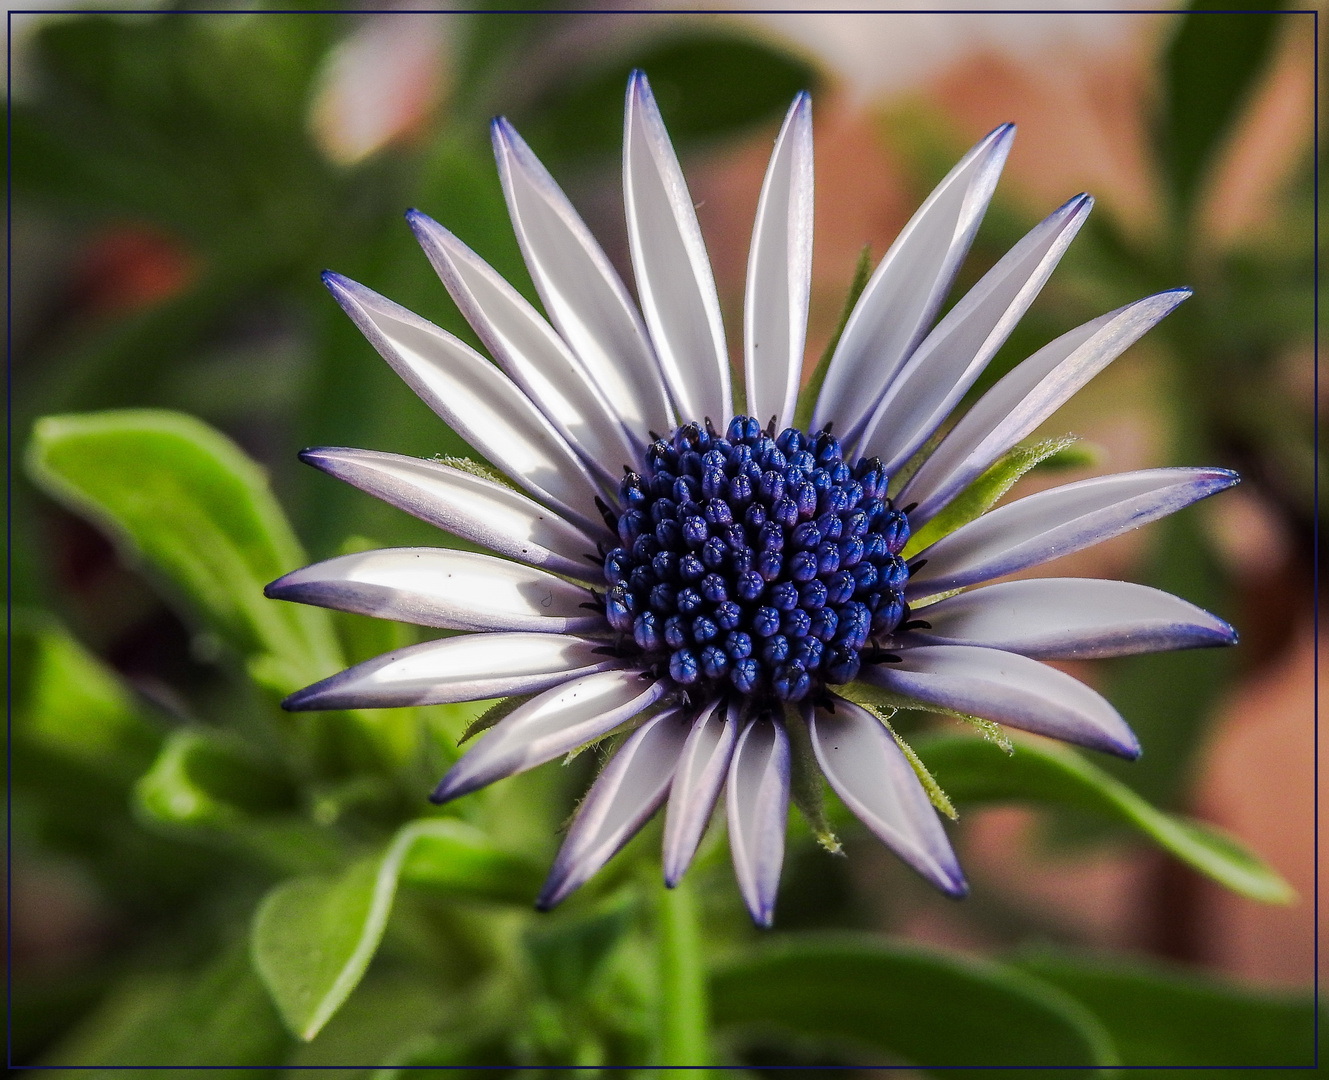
941;872;971;900
748;902;775;929
263;572;297;600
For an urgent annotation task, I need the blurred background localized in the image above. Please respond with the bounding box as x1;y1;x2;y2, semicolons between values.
7;0;1320;1071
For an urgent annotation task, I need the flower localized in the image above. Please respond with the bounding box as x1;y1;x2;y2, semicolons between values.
266;72;1238;927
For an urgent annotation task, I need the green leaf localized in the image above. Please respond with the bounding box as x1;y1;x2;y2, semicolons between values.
793;245;873;432
252;818;542;1040
133;728;340;873
1016;950;1316;1068
784;706;841;852
523;894;637;1003
901;435;1079;560
9;613;160;782
710;934;1118;1069
284;972;452;1078
1161;1;1286;216
26;410;342;690
37;940;290;1075
913;735;1293;904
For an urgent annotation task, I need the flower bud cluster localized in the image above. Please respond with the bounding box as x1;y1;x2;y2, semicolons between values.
602;416;910;702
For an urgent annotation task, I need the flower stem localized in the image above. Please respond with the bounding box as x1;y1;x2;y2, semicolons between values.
657;876;710;1072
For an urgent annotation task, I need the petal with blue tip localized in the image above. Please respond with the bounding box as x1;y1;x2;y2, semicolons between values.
323;272;603;534
906;468;1240;600
858;644;1140;759
894;578;1237;659
812;123;1015;443
858;194;1093;474
299;447;603;582
662;698;738;886
407;210;638;480
431;669;670;804
727;714;791;927
808;699;966;897
745;92;814;434
282;633;623;711
538;707;692;910
265;548;603;633
624;70;731;423
900;289;1191;525
492;117;674;441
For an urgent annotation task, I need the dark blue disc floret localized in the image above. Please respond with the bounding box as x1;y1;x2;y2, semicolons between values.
601;416;911;703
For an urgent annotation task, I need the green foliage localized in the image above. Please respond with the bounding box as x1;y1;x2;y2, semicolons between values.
252;818;543;1040
39;940;291;1076
914;735;1293;904
710;935;1118;1069
10;614;161;782
1017;950;1317;1068
1160;1;1286;215
26;410;342;690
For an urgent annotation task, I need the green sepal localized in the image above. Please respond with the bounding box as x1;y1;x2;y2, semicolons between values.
792;245;872;432
460;693;533;744
855;701;957;821
784;705;842;854
840;677;1013;755
435;454;518;490
902;434;1080;560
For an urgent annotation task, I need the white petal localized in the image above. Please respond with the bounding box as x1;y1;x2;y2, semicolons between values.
744;93;813;434
537;707;692;910
624;70;731;424
283;633;625;711
906;467;1240;600
407;211;639;481
901;290;1191;524
662;698;738;886
265;548;603;633
807;699;966;896
812;124;1015;443
859;644;1139;758
431;669;670;803
300;447;604;582
492;117;674;441
896;578;1237;659
727;715;790;928
323;272;604;534
858;194;1093;475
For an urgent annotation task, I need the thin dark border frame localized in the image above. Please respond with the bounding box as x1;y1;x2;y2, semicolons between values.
4;4;1319;1073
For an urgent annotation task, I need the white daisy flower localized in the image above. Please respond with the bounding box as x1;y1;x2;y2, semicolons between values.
267;72;1237;927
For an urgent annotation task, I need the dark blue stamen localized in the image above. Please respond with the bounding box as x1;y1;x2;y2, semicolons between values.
601;416;910;703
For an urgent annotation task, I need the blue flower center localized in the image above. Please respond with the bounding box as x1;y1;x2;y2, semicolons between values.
600;416;911;704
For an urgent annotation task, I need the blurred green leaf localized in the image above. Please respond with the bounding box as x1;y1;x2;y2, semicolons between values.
283;971;452;1079
133;728;340;874
38;940;290;1075
901;435;1080;560
915;735;1293;904
1160;1;1286;216
253;818;541;1040
710;934;1118;1069
9;613;161;782
523;895;637;1004
26;409;342;690
13;15;338;249
1017;950;1316;1068
511;30;819;164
